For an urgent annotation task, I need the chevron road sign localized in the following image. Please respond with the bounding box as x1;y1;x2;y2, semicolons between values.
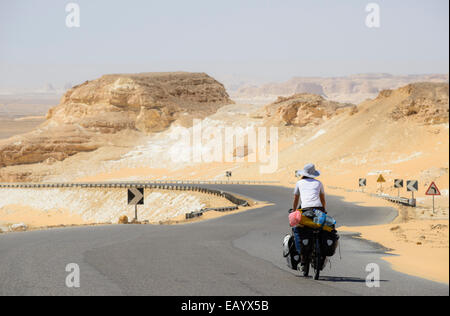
128;188;144;222
394;179;404;188
406;180;418;192
406;180;418;201
128;188;144;205
359;178;367;187
394;179;404;197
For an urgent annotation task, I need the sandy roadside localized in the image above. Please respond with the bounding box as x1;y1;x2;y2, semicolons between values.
340;220;449;284
322;187;449;285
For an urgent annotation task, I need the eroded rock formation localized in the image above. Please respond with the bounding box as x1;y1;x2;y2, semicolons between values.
383;82;449;124
0;72;232;171
263;93;355;127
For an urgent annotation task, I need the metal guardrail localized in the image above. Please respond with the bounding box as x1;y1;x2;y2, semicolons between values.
371;194;416;207
0;180;280;189
327;185;417;208
0;180;253;219
221;192;249;206
0;181;256;205
185;211;204;219
185;206;240;219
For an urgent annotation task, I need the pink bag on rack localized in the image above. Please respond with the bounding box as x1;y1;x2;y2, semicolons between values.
289;210;302;227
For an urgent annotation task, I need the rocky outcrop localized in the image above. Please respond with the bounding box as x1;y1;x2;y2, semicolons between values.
0;125;101;169
135;106;177;133
0;72;232;171
261;82;449;128
47;72;233;133
263;93;355;127
384;82;449;124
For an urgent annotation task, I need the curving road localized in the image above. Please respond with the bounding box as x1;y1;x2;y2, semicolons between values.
0;184;448;296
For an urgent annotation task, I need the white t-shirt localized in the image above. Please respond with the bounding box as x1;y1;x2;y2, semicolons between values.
293;178;324;209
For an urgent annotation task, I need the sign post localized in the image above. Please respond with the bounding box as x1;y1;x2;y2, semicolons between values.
406;180;418;199
377;174;386;193
128;188;144;222
425;182;441;214
406;180;418;207
394;179;404;197
226;171;232;182
359;178;367;193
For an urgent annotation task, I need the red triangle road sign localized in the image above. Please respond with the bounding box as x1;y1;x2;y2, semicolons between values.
425;182;441;196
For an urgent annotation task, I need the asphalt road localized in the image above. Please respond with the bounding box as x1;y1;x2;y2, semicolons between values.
0;184;448;296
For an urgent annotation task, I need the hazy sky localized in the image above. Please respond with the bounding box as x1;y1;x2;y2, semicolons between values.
0;0;448;89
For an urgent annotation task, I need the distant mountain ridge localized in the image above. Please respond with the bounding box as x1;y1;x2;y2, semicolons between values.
231;73;449;104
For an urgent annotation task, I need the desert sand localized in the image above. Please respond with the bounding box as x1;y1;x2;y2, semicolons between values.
0;117;45;139
340;220;449;284
0;188;239;231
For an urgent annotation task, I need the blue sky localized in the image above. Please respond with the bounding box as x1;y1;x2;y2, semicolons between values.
0;0;448;89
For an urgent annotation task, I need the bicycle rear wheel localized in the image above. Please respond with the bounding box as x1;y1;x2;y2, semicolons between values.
302;257;310;277
314;238;321;280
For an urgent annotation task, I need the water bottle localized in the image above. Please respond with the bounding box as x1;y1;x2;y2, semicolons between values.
324;215;336;226
312;210;336;227
313;210;326;225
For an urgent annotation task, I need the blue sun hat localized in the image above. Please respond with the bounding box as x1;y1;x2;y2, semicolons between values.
296;163;321;178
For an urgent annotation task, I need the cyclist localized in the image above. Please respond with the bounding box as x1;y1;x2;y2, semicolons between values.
292;163;326;256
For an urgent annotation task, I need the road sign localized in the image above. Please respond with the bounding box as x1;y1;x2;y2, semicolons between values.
406;180;418;202
426;182;441;214
394;179;404;188
426;182;441;196
128;188;144;222
128;188;144;205
226;171;232;177
377;175;386;183
406;180;418;192
359;178;367;187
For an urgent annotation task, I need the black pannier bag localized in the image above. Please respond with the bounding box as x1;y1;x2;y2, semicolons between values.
320;230;339;257
298;227;314;255
283;234;300;270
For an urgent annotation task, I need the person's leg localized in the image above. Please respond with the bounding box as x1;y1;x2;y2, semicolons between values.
293;227;302;254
